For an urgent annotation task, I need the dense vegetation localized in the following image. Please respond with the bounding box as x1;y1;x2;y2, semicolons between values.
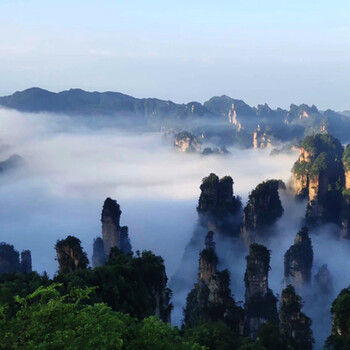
197;173;242;236
325;286;350;350
292;134;346;226
0;244;319;350
0;284;204;350
243;180;284;233
293;134;344;178
299;134;344;160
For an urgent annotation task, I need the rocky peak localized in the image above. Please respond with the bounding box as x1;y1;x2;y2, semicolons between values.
256;103;272;117
102;197;121;227
204;230;215;249
55;235;89;274
0;244;33;274
197;173;242;236
343;144;350;190
292;134;345;226
286;104;320;123
0;242;21;274
199;232;218;285
279;285;313;350
299;147;314;163
92;237;107;268
255;104;287;119
20;250;32;273
183;232;244;329
244;243;271;296
174;131;201;153
314;264;333;295
203;95;254;118
284;227;313;290
185;101;207;117
241;179;284;245
101;197;132;256
243;243;278;339
341;194;350;239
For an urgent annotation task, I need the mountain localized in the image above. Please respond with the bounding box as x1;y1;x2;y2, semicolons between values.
0;87;208;120
1;88;349;147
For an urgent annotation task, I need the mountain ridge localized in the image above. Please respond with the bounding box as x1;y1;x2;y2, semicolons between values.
1;87;349;148
0;87;345;118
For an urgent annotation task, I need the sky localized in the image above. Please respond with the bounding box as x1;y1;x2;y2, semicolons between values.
0;0;349;110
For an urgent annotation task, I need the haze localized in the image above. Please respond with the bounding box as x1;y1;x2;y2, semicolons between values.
0;108;297;276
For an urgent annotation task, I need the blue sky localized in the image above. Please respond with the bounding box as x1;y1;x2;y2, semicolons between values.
0;0;349;109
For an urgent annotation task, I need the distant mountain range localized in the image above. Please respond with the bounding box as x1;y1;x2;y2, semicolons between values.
0;87;349;147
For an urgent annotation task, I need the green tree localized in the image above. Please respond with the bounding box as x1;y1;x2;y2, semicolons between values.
0;284;204;350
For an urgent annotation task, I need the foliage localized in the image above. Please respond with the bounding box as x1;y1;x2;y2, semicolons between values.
54;249;172;321
0;271;50;319
129;316;205;350
342;189;350;198
310;152;329;176
246;243;271;275
0;284;203;350
200;173;219;191
292;161;310;177
244;290;278;321
183;252;243;330
197;173;242;236
55;235;89;273
256;323;289;350
284;228;313;280
184;321;241;350
279;285;313;350
325;286;350;349
243;180;284;232
300;134;344;160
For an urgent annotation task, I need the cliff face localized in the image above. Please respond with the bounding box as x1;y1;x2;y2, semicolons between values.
285;104;320;124
55;235;89;273
292;134;345;225
184;231;244;329
253;125;272;149
345;170;350;190
244;243;278;339
199;231;217;285
197;173;242;236
174;131;201;153
0;243;21;274
314;264;333;295
153;266;171;323
284;227;313;290
341;146;350;238
241;180;284;245
279;285;313;350
101;197;132;256
92;237;107;268
228;104;242;131
0;243;32;274
20;250;32;273
341;196;350;239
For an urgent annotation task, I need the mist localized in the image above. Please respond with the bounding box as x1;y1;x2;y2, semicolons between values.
2;107;346;348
